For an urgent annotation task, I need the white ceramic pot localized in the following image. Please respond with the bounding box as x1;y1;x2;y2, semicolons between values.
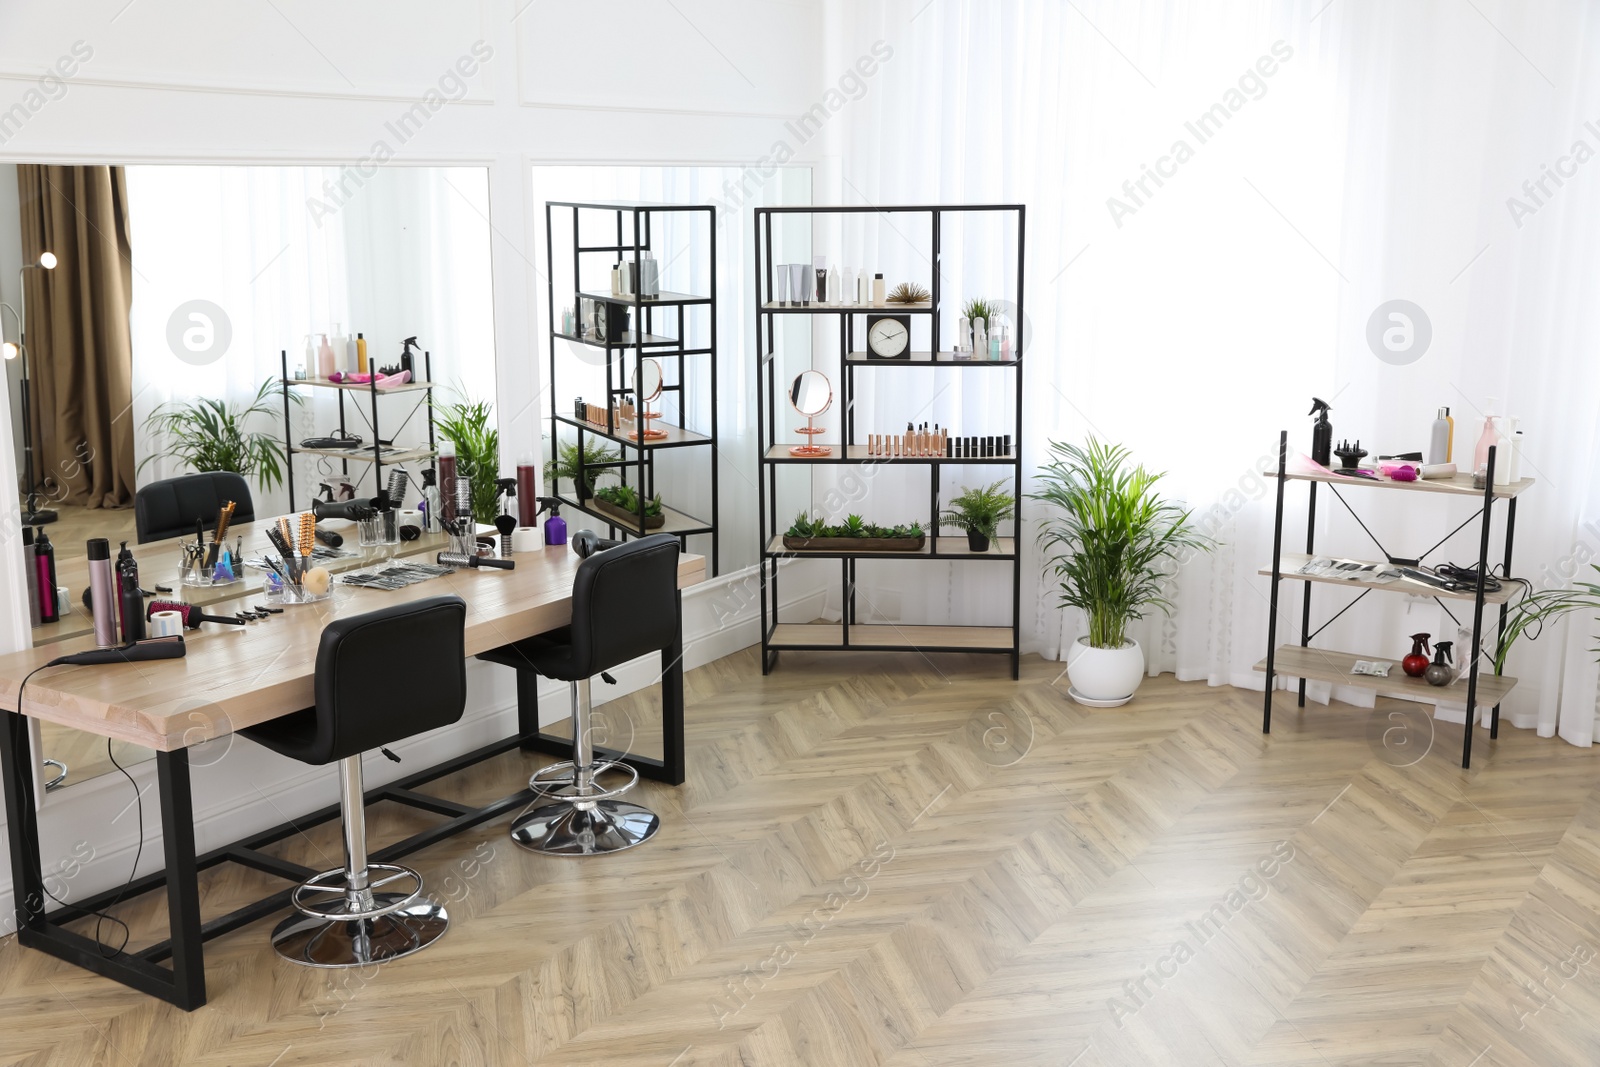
1065;636;1145;706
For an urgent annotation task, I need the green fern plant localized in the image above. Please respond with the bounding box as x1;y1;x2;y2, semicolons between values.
940;481;1016;540
139;378;301;492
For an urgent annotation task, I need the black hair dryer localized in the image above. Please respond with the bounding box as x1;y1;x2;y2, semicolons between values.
572;529;624;558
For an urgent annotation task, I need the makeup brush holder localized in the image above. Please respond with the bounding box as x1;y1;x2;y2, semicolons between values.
277;583;331;606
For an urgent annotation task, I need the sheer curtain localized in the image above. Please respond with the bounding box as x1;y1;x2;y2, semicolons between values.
126;166;495;517
826;0;1600;745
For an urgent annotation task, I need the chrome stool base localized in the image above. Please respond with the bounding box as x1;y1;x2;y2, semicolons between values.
511;799;660;856
269;894;449;968
42;759;67;792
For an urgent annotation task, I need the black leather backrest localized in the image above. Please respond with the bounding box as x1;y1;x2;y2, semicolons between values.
135;472;256;544
568;533;681;676
310;595;468;764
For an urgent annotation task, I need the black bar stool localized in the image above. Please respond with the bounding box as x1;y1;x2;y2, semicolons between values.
483;533;680;856
241;595;467;967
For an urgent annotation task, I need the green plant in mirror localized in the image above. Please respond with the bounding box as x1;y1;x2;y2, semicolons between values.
594;483;661;518
544;439;620;499
1495;566;1600;673
433;393;502;525
1029;438;1215;650
940;480;1016;539
139;378;301;493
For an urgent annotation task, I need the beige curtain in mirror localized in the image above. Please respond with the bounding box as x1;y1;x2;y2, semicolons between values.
17;164;135;509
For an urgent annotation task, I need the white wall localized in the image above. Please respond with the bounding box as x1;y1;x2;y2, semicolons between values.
0;0;827;930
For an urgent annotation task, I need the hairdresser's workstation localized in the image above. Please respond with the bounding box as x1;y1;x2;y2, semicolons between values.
0;168;709;1010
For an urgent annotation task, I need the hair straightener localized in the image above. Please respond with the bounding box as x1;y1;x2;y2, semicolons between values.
45;635;186;667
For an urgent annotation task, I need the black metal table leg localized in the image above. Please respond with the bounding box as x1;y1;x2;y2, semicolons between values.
1;710;47;939
659;590;687;785
1263;431;1288;733
516;666;541;751
156;750;206;1009
1462;446;1498;769
1491;496;1517;739
1298;481;1317;707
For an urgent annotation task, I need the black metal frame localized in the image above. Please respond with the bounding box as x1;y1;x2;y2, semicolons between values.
1261;430;1519;768
279;349;437;511
752;204;1026;678
0;627;686;1009
544;201;720;576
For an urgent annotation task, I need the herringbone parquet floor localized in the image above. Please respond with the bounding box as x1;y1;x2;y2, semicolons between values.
2;647;1598;1066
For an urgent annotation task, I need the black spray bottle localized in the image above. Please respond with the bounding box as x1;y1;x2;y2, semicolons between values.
117;541;145;641
1309;397;1333;467
34;528;58;624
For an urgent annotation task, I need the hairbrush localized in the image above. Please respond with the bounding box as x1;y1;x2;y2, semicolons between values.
146;599;246;628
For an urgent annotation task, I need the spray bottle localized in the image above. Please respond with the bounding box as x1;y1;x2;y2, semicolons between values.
419;468;441;532
117;541;145;641
400;335;421;379
495;478;518;558
1309;397;1333;467
536;497;567;546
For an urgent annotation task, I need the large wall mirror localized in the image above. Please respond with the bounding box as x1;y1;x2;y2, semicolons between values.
0;163;496;792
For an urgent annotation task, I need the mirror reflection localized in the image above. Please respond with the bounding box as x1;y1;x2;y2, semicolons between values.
2;163;496;792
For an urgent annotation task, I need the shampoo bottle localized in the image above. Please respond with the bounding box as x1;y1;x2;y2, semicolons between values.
317;333;336;379
1428;407;1450;465
1509;423;1523;483
872;272;886;306
1474;412;1499;480
356;332;368;375
1444;406;1454;462
346;333;359;374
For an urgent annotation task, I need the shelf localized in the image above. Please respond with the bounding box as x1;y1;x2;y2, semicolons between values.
845;352;1020;366
578;289;710;307
764;445;1015;464
1253;645;1518;706
1260;553;1514;605
1266;469;1535;499
768;622;1015;651
290;446;436;464
556;494;712;538
761;301;934;314
282;376;434;393
553;330;684;349
553;413;711;449
766;536;1015;560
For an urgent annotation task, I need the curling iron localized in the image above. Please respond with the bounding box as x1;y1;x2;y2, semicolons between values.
312;498;377;522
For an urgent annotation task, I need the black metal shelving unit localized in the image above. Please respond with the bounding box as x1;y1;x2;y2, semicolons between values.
544;201;719;575
1257;433;1532;768
754;204;1026;678
278;348;436;511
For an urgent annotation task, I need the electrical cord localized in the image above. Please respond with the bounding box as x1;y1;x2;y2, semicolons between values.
15;664;136;957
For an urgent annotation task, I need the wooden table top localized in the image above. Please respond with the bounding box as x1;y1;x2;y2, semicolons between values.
33;516;452;646
0;530;706;753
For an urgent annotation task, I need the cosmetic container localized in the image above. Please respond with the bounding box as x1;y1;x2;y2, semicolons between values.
972;317;987;358
86;538;118;647
437;443;458;525
814;256;827;303
640;254;660;299
611;264;622;297
827;265;840;304
841;268;856;305
774;267;789;307
420;468;442;532
355;332;368;375
517;455;539;526
34;529;58;624
872;273;886;306
317;333;335;379
1428;408;1450;465
788;263;809;307
1508;423;1523;482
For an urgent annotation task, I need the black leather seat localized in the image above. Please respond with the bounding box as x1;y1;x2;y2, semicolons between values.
134;471;255;544
241;595;467;967
483;533;680;855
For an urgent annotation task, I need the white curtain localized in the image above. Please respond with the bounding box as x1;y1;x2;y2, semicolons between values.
826;0;1600;745
126;166;495;517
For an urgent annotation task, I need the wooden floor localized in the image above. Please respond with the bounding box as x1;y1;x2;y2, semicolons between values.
3;647;1600;1065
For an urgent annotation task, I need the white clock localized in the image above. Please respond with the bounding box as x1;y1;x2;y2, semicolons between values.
866;314;910;359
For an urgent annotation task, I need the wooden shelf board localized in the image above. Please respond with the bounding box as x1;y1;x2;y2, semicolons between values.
769;622;1015;650
766;536;1014;559
1265;469;1535;499
291;446;436;464
554;413;710;448
763;444;1014;464
760;301;934;314
578;289;709;306
1254;645;1517;706
283;377;434;394
845;351;1019;366
553;330;681;348
558;495;710;537
1261;553;1513;605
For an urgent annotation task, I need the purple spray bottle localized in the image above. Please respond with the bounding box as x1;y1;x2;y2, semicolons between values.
536;496;567;546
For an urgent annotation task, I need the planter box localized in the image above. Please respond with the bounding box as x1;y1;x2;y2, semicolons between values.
593;496;665;529
782;535;925;552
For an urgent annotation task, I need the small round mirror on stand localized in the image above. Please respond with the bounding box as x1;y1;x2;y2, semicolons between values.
788;369;833;457
628;358;668;441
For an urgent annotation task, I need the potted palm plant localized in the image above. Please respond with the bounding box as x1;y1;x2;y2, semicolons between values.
1495;567;1600;675
1029;438;1215;706
140;378;300;493
940;480;1015;551
433;394;503;525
